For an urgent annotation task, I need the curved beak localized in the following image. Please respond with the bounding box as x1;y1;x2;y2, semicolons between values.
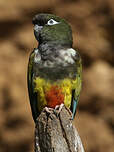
34;25;43;42
34;25;43;32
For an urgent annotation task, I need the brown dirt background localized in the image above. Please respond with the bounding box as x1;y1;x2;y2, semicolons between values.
0;0;114;152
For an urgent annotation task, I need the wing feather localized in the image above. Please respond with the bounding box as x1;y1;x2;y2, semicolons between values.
70;50;82;119
27;50;39;122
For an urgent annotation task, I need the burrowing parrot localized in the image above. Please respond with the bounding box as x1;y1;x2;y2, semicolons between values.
27;14;82;123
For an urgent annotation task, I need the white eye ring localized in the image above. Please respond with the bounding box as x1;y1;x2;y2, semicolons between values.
47;19;60;25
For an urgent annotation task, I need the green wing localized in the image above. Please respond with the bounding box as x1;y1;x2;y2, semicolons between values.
70;51;82;119
27;50;39;122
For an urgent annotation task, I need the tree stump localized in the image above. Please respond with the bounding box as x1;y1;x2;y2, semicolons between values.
35;106;85;152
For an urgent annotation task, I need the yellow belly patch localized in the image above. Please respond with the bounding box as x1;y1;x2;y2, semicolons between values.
33;77;78;112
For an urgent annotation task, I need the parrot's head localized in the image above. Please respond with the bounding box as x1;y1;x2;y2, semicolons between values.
32;13;73;48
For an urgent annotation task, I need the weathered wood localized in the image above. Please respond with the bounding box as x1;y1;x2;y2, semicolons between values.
35;106;85;152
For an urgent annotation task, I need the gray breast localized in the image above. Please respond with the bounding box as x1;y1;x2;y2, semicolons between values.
33;48;77;80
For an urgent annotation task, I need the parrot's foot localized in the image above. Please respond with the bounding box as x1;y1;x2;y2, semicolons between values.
55;103;64;112
43;107;54;114
54;103;64;117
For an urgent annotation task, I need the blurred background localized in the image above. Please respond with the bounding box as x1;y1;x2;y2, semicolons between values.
0;0;114;152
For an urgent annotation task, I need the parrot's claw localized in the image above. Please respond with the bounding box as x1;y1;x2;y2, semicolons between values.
55;103;64;112
54;103;64;117
43;107;54;114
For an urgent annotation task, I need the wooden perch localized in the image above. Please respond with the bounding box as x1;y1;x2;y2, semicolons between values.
35;106;85;152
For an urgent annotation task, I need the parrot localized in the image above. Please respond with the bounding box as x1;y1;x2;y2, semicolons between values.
27;13;82;123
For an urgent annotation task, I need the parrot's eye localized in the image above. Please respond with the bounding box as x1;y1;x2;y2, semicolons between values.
47;19;60;25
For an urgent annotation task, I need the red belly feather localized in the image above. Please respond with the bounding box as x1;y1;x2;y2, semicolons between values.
45;86;64;108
